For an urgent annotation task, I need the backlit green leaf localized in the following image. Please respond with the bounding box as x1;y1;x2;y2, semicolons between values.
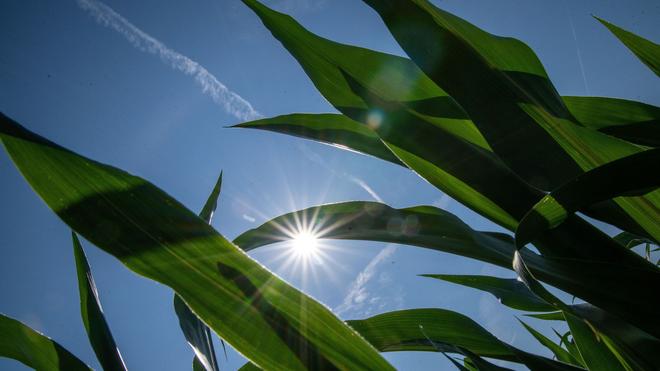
0;114;393;371
0;313;91;371
235;200;660;338
363;0;660;242
596;17;660;76
516;148;660;248
565;312;628;371
347;309;582;370
174;172;223;371
563;96;660;147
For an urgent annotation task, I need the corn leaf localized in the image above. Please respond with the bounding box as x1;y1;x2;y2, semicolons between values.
0;114;393;371
174;171;223;371
234;201;515;268
233;114;403;166
564;312;629;371
235;200;660;338
72;233;127;371
612;231;655;249
242;0;526;231
563;96;660;147
596;17;660;77
513;251;655;370
516;148;660;248
238;362;261;371
241;0;652;243
0;313;91;371
346;309;583;370
517;319;582;366
363;0;660;242
421;274;554;312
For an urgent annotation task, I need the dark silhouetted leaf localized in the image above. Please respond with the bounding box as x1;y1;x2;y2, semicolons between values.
518;319;582;366
72;233;127;371
516;148;660;248
563;96;660;147
421;274;554;312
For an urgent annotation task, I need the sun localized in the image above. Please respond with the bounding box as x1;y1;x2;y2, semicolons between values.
291;231;319;257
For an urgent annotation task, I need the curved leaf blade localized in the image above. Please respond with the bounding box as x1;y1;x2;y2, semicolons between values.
234;114;403;166
235;200;660;337
234;201;516;268
564;312;629;371
241;0;529;231
421;274;554;312
596;17;660;77
0;313;91;371
174;172;223;371
363;0;660;242
0;114;393;371
563;96;660;147
346;309;514;358
73;233;127;371
347;309;582;370
516;148;660;248
517;319;582;366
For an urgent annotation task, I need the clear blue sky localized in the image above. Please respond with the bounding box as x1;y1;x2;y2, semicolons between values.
0;0;658;370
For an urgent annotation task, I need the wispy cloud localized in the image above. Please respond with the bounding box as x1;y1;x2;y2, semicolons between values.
296;143;384;202
335;245;402;316
76;0;261;121
348;176;383;203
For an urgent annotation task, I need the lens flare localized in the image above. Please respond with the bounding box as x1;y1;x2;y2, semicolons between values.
292;231;319;257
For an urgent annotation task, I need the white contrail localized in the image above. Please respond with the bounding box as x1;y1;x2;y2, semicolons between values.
76;0;261;121
335;245;398;316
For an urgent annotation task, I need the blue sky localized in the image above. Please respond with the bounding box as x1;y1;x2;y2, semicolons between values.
0;0;658;370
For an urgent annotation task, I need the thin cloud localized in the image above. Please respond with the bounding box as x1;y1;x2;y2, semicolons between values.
297;143;384;202
77;0;261;121
348;176;384;203
335;245;399;316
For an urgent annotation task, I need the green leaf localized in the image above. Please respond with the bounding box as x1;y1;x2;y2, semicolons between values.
199;171;223;224
564;312;629;371
612;231;655;249
238;362;261;371
346;308;511;357
516;148;660;248
517;319;582;366
363;0;660;242
233;114;404;166
174;172;223;371
421;274;554;312
72;233;127;371
513;251;655;370
596;17;660;77
242;0;528;231
0;114;393;371
234;201;516;268
346;309;582;370
563;96;660;147
570;304;660;370
0;313;91;370
235;200;660;338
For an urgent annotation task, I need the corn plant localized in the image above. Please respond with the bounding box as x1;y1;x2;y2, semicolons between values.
0;0;659;370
